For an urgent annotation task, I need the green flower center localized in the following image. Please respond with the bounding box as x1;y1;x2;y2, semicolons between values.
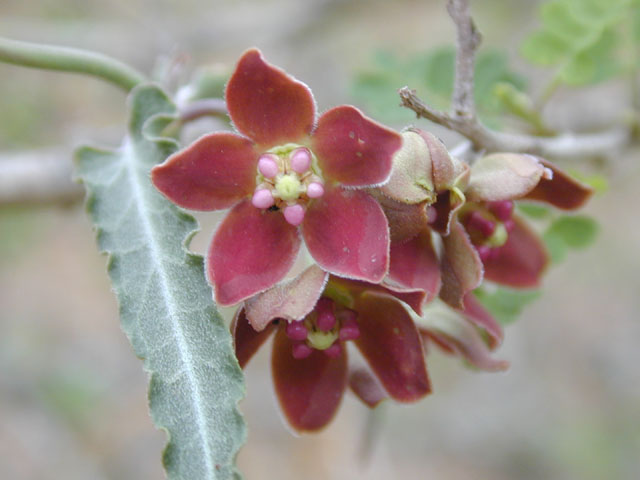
306;329;338;350
275;174;302;201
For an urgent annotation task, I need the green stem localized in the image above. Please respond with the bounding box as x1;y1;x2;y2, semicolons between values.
0;37;146;92
535;74;561;111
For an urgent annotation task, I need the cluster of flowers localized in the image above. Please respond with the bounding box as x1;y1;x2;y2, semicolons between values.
152;49;593;432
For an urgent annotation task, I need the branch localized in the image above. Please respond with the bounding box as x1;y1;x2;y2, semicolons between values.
399;87;630;158
0;149;82;206
447;0;481;118
398;0;632;159
178;98;228;122
0;37;146;92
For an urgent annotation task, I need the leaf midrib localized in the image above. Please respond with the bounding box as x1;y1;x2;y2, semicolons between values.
122;138;215;478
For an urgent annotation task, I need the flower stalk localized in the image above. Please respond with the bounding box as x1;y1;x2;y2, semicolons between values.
0;36;146;92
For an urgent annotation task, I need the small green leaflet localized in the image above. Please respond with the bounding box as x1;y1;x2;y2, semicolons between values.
543;215;599;263
75;85;246;480
520;0;633;85
474;287;541;326
517;203;552;219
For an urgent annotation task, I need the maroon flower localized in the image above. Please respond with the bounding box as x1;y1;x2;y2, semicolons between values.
452;153;593;296
152;48;402;305
232;266;430;432
378;130;594;308
417;294;508;372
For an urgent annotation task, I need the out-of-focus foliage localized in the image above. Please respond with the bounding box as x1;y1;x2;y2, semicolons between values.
517;203;552;219
543;215;599;263
518;203;600;265
351;47;525;127
474;287;541;326
481;207;599;323
569;170;609;194
0;207;44;263
185;65;229;101
0;78;59;148
38;368;104;430
521;0;638;86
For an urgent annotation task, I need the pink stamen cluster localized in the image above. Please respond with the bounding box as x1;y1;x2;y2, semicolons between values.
465;201;515;261
250;147;325;226
284;297;360;360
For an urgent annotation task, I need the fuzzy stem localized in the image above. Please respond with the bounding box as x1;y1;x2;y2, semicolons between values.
0;37;146;92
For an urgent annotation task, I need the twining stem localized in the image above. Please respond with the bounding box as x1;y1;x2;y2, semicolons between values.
0;37;146;92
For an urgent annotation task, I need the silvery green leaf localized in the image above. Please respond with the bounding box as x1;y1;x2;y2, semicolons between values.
75;84;245;480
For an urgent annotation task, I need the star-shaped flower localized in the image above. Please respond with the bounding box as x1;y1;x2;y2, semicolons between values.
232;266;430;432
152;48;402;305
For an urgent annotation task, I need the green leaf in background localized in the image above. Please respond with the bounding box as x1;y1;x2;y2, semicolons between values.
473;287;542;326
351;47;525;127
543;215;599;263
0;207;45;264
75;85;245;480
633;1;640;44
520;0;632;86
568;170;609;194
517;203;552;219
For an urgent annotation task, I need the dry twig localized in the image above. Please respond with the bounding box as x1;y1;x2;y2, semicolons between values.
399;0;632;159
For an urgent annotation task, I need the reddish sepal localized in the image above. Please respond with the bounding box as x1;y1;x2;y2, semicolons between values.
151;132;257;210
303;187;389;283
354;292;430;402
483;216;548;288
271;328;347;432
226;48;315;147
208;200;300;305
231;308;276;368
388;230;441;301
312;106;401;186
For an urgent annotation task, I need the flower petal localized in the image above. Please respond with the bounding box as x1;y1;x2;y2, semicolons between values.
374;192;430;243
462;293;503;348
421;330;457;355
327;276;427;317
225;48;315;147
151;132;257;210
429;187;466;235
380;131;436;204
483;216;548;288
466;153;545;202
208;200;301;305
388;231;441;301
354;292;430;402
440;220;484;309
377;282;428;316
524;158;593;210
303;187;389;282
417;130;458;191
271;327;347;432
312;106;401;186
231;308;275;368
245;265;328;331
417;300;509;372
349;367;388;408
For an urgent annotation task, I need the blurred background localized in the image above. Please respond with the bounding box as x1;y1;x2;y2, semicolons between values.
1;0;639;478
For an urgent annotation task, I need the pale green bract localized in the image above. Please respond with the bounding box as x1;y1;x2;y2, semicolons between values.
75;85;246;480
